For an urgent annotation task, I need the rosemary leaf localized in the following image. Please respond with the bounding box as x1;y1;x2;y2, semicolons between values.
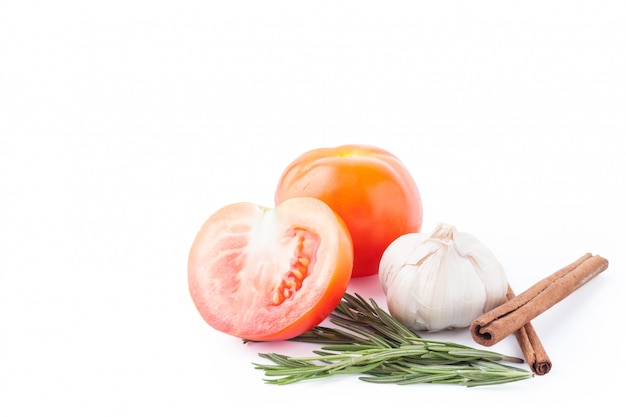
254;293;533;386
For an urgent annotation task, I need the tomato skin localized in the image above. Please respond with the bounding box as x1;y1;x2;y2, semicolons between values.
188;197;353;341
275;144;422;278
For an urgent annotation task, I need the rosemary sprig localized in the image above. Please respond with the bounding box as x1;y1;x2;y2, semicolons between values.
253;293;533;386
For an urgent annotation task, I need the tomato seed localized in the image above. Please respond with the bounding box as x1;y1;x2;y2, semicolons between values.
291;268;304;280
272;291;284;306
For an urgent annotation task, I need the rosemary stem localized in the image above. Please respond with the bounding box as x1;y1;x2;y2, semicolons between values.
253;293;533;386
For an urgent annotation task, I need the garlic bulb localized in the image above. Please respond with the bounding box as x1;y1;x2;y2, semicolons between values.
378;223;508;332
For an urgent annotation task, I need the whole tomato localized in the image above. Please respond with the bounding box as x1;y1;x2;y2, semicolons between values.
275;144;423;278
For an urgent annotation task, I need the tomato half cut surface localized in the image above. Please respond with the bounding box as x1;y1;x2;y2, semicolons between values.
188;197;354;341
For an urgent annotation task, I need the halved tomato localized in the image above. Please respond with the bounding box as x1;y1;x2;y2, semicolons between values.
187;197;353;341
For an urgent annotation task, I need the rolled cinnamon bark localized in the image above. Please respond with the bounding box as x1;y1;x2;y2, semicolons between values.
471;253;608;347
506;285;552;375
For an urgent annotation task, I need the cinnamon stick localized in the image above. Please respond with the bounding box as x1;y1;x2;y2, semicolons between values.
506;285;552;375
470;253;608;348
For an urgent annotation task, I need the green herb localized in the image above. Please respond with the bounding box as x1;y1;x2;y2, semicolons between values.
253;293;533;386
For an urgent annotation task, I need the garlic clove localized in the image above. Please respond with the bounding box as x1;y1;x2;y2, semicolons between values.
378;232;432;294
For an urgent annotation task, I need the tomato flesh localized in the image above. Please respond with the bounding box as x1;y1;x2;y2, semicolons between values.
275;144;423;278
188;197;353;341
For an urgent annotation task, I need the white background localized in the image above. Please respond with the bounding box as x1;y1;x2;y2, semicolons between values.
1;1;625;415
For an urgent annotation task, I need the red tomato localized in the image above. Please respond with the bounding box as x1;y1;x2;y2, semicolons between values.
188;197;353;341
275;144;422;278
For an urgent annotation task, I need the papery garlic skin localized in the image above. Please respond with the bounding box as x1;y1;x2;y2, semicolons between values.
378;223;508;332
